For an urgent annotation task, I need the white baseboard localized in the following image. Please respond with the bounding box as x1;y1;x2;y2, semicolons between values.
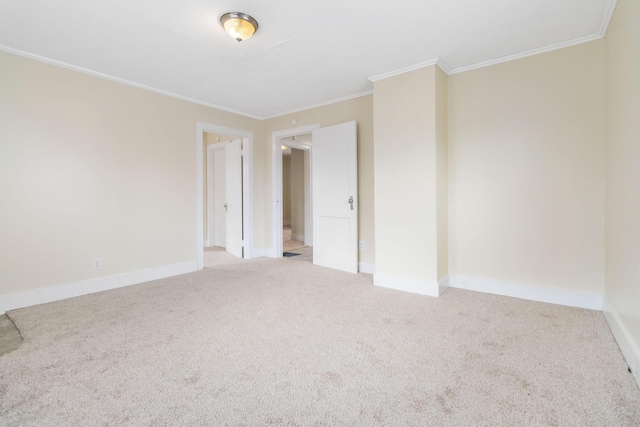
291;233;304;242
251;247;267;258
449;274;603;311
253;247;279;258
603;299;640;389
0;260;198;314
358;262;376;274
374;273;441;297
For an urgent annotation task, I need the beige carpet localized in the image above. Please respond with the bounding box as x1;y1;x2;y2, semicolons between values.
0;315;22;356
203;246;246;267
1;258;639;426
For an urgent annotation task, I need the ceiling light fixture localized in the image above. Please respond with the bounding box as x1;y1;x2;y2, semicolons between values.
220;12;258;42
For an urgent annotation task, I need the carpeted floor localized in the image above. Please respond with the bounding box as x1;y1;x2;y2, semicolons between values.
1;258;639;426
203;246;246;267
0;315;22;356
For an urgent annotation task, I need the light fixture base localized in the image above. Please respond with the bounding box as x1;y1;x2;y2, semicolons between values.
220;12;259;42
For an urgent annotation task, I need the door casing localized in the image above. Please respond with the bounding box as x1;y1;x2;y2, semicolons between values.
271;124;319;257
206;142;227;247
224;138;244;258
196;122;253;270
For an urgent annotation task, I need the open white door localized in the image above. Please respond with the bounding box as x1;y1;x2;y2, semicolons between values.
312;121;358;273
225;139;243;258
214;149;226;247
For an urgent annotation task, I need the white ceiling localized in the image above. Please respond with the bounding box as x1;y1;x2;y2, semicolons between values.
0;0;616;119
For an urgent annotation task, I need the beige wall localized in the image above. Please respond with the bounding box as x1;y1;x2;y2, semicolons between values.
3;21;630;321
290;149;305;238
604;0;640;346
282;155;291;224
435;67;449;280
0;51;263;295
263;95;374;265
448;40;606;293
0;48;374;301
373;66;443;284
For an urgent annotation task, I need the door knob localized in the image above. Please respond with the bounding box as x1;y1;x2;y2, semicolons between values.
224;203;228;212
348;196;354;210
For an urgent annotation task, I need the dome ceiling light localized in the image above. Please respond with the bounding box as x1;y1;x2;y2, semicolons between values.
220;12;259;42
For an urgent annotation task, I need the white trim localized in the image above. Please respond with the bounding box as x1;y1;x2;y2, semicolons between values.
599;0;618;37
0;45;262;121
358;263;376;274
368;16;616;81
0;45;370;120
196;127;204;269
197;123;254;269
291;233;305;242
449;34;604;75
241;136;254;259
374;273;441;297
263;91;373;120
303;150;312;247
252;247;279;258
449;274;603;310
0;261;197;314
435;59;453;75
271;124;320;258
603;299;640;388
206;142;226;248
369;59;442;82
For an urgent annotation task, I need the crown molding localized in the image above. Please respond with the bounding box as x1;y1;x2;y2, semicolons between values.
0;45;263;120
435;59;453;75
263;90;373;120
367;4;617;81
368;58;454;82
4;0;618;121
448;33;605;75
599;0;618;36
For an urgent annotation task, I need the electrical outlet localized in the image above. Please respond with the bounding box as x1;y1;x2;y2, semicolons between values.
93;258;101;269
359;240;365;251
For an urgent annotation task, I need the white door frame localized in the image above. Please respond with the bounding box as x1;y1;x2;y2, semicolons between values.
206;142;226;247
271;124;319;257
197;122;254;270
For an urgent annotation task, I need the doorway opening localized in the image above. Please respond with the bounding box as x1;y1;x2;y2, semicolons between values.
281;140;311;261
204;133;245;266
196;122;253;270
272;124;319;258
272;121;358;273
